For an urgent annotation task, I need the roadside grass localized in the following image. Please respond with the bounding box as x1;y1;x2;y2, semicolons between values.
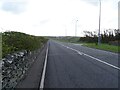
83;43;119;53
52;37;119;53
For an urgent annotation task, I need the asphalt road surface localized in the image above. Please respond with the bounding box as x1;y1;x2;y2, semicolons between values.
44;40;119;88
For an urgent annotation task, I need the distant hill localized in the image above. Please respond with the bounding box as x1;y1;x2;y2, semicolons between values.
49;36;80;43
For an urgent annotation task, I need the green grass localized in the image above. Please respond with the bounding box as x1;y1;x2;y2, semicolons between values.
83;43;119;53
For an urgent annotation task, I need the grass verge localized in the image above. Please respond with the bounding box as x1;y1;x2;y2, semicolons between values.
83;43;119;53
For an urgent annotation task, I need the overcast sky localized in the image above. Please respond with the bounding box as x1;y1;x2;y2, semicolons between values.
0;0;119;36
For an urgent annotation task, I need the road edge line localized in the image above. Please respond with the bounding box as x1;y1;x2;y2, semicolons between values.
39;46;48;89
59;43;120;70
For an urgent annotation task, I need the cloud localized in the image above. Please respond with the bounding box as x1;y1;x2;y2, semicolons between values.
0;0;27;14
0;0;119;36
40;19;50;24
81;0;99;6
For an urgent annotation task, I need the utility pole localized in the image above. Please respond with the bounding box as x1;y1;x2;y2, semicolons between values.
98;0;101;45
75;20;78;37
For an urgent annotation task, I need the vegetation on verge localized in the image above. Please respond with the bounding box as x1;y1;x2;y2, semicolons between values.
83;43;119;53
2;31;48;58
79;29;120;45
51;29;120;53
78;29;120;53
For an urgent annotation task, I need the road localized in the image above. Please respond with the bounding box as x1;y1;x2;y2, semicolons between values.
44;40;119;88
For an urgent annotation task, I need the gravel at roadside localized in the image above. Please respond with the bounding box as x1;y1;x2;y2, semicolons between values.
15;44;47;89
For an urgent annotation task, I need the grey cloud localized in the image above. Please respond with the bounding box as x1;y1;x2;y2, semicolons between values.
81;0;99;6
40;19;50;24
33;19;50;27
1;1;27;14
82;0;119;7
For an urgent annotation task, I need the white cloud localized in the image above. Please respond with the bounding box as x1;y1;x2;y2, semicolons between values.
0;0;119;36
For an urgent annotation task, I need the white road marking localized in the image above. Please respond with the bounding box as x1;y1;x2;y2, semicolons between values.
60;44;120;70
40;47;48;90
72;43;118;56
83;53;120;70
77;51;83;55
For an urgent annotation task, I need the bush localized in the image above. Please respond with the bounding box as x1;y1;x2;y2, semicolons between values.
2;31;48;57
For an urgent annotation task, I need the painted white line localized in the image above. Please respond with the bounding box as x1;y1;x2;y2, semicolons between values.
83;53;120;70
77;51;83;55
60;44;120;70
40;47;48;89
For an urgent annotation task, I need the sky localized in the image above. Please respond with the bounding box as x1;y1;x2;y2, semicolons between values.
0;0;119;36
